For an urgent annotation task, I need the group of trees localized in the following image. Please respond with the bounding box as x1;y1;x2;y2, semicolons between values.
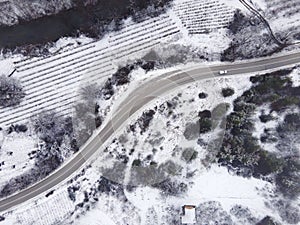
217;70;300;203
221;10;282;61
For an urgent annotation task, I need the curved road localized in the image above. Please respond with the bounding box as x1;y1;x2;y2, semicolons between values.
0;52;300;212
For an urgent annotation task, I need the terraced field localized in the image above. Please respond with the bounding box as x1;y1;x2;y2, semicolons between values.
0;14;180;127
173;0;234;34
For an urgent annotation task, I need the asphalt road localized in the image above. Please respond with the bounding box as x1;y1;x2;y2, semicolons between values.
0;51;299;212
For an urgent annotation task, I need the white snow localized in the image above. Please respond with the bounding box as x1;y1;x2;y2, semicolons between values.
76;210;116;225
0;131;37;186
0;70;292;225
250;0;268;11
124;165;278;224
289;67;300;87
0;1;298;224
0;59;15;76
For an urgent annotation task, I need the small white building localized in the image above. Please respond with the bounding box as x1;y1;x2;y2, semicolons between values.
181;205;196;224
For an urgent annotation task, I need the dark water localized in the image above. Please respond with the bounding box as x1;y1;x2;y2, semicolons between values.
0;0;171;50
0;0;154;49
0;9;91;48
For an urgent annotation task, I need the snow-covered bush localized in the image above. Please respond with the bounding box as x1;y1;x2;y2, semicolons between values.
196;201;233;225
0;75;25;107
256;216;280;225
152;178;187;196
222;88;235;97
273;200;300;224
230;205;258;224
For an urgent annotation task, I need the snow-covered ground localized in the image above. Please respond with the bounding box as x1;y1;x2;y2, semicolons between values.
251;0;300;43
0;125;39;187
0;1;299;224
0;0;242;188
2;71;298;224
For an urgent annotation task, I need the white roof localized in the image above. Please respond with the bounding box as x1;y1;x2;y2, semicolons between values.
181;206;196;224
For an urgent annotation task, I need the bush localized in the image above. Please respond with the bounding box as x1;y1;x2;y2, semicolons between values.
275;159;300;198
198;110;211;118
256;216;279;225
112;66;133;86
222;88;235;97
259;114;274;123
0;75;25;107
218;70;300;178
196;201;233;225
253;151;284;176
198;92;208;99
274;200;300;224
132;159;141;167
270;96;299;112
7;124;28;134
152;179;187;196
138;109;156;133
230;205;258;224
32;112;73;147
97;176;124;197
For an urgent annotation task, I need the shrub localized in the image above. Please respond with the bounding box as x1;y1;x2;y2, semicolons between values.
152;179;187;196
275;159;300;198
275;200;300;224
230;205;258;224
270;96;299;112
132;159;141;167
222;88;235;97
259;114;274;123
0;75;25;107
196;201;234;225
256;216;279;225
253;151;284;176
198;92;208;99
112;65;134;86
138;109;155;133
198;110;211;118
97;176;124;197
